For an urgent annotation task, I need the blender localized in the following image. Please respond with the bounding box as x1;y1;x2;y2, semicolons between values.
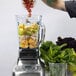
12;15;45;76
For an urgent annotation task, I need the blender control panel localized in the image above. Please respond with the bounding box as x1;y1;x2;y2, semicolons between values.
15;65;41;72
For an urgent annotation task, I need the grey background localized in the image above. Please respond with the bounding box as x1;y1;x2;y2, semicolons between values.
0;0;76;76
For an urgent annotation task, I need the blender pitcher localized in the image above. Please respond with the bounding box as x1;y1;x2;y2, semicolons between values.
16;15;45;49
12;15;46;76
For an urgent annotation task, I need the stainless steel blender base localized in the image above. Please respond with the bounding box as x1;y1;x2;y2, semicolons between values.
13;64;43;76
17;73;40;76
13;72;41;76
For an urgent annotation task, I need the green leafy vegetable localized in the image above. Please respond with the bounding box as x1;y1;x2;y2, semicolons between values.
40;41;76;71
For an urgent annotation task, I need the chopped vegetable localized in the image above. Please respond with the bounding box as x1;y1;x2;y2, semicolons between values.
40;41;76;70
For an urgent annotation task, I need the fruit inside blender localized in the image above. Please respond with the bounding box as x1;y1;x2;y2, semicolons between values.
18;22;39;49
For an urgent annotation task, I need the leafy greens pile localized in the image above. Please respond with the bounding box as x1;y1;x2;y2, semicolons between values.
40;41;76;70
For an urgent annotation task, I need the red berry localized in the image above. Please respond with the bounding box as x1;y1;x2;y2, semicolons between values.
28;9;31;12
28;13;31;17
22;0;34;17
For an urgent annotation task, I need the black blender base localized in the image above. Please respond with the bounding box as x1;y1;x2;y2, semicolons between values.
19;48;39;60
17;58;38;64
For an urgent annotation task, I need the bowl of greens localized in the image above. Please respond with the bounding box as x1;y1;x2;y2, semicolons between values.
39;41;76;76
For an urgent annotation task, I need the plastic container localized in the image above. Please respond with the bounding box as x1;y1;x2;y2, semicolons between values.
16;15;45;49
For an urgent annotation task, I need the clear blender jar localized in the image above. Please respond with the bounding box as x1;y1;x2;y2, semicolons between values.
16;15;45;49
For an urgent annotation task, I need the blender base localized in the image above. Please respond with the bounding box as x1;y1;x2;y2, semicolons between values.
13;65;43;76
12;58;44;76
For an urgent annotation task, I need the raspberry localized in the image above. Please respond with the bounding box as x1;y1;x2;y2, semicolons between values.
22;0;34;17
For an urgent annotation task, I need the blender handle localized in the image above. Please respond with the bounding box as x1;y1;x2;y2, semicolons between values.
39;25;46;44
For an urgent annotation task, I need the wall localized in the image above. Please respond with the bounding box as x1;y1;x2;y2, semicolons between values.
0;0;76;76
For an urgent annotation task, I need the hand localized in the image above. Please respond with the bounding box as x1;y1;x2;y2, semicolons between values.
42;0;66;11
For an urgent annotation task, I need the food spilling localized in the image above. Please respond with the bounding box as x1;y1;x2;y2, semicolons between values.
22;0;35;17
18;23;39;49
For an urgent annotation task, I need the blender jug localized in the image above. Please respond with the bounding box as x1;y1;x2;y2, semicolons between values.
16;15;45;49
12;15;45;76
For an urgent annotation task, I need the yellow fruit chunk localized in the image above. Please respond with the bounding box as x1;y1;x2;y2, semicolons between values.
18;23;25;36
20;39;28;48
31;23;39;31
18;29;25;35
28;37;37;48
18;23;25;29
